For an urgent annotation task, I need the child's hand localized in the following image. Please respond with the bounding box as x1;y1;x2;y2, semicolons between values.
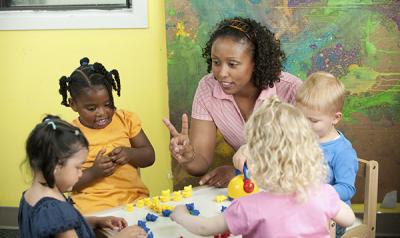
112;225;147;238
91;148;116;178
96;216;128;230
233;145;247;173
108;147;131;165
170;204;190;224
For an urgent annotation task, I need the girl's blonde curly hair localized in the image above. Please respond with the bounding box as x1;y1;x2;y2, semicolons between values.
244;96;328;201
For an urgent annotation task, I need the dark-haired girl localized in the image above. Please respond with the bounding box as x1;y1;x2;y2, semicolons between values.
163;17;302;187
18;115;147;238
59;58;155;214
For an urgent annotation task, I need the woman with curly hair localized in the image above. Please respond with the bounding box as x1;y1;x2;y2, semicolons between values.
170;97;355;237
163;17;302;187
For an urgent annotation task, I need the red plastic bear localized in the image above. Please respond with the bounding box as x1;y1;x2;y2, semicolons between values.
243;179;254;193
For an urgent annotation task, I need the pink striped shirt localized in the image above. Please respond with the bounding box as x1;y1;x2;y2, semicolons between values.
191;72;302;150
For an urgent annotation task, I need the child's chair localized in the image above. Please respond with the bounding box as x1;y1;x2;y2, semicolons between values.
329;158;379;238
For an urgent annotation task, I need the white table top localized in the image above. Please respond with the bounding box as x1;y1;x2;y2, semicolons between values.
89;186;241;238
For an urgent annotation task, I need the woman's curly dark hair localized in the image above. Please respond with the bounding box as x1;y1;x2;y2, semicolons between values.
202;17;286;89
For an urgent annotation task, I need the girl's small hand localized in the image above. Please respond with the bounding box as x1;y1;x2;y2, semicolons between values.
163;114;194;164
199;165;236;187
97;216;128;230
91;148;116;178
113;225;147;238
170;204;189;224
108;147;131;165
233;145;248;172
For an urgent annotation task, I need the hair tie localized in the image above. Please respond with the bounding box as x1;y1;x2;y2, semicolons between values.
44;119;57;130
222;19;255;42
80;57;89;66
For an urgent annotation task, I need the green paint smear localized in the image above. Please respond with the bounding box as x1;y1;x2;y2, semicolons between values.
327;0;373;6
165;0;400;125
342;64;400;123
168;8;176;17
341;66;379;94
165;21;217;117
365;41;376;57
167;36;207;114
362;14;381;66
344;84;400;123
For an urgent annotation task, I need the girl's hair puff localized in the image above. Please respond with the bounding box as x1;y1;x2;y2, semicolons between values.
245;97;328;201
25;115;89;188
59;57;121;108
202;16;286;90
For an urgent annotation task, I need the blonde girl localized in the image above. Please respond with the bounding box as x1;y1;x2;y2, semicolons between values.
171;97;355;237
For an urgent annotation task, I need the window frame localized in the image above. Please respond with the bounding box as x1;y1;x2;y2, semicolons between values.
0;0;147;30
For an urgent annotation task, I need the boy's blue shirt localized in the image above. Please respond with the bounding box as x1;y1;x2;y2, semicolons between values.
321;130;359;205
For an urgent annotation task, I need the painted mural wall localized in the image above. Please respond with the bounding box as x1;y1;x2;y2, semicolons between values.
164;0;399;202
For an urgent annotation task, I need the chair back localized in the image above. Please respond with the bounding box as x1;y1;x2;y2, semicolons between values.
330;158;378;238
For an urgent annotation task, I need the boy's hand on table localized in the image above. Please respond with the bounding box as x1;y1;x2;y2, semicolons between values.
91;148;116;178
199;165;236;188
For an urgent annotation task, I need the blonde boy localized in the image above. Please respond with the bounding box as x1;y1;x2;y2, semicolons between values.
296;72;358;237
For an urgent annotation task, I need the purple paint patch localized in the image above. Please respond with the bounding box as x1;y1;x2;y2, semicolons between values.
309;43;317;49
288;0;321;8
395;15;400;31
371;1;400;31
311;46;360;77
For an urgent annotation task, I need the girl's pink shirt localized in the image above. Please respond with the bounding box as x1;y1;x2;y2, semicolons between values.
224;184;341;238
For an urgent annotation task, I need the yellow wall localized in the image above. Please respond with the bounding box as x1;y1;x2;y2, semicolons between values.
0;1;172;206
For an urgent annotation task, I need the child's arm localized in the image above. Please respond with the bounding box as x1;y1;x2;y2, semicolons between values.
233;145;247;172
55;230;79;238
73;148;116;192
332;149;358;201
170;205;229;236
86;216;127;230
332;200;356;227
112;225;146;238
86;216;147;238
108;130;155;168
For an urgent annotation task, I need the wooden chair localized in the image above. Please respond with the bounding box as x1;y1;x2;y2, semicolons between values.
330;158;379;238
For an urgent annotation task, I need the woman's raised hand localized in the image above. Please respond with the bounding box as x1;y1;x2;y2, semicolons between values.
163;114;195;164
